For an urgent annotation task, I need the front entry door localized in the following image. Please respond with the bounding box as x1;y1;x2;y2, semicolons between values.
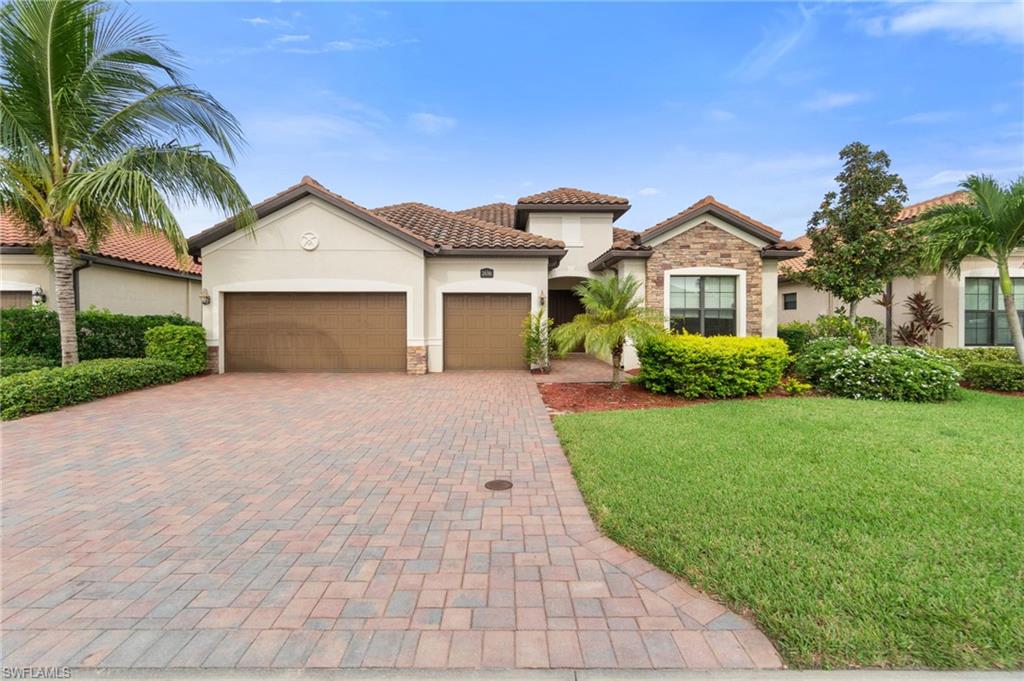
549;289;585;351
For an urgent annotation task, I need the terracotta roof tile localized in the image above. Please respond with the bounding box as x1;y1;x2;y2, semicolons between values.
1;211;200;275
517;187;629;206
455;202;516;229
641;195;782;241
372;202;564;250
781;192;974;277
611;227;649;251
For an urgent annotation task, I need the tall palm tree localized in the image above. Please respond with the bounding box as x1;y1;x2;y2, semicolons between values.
0;0;253;365
551;274;663;388
916;174;1024;362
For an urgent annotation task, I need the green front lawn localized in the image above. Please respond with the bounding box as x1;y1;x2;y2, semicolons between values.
554;391;1024;669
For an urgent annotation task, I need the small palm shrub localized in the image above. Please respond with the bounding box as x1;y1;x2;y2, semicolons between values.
637;335;790;399
521;308;553;372
814;345;960;402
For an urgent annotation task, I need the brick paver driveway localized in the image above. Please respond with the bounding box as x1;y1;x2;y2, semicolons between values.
1;372;780;670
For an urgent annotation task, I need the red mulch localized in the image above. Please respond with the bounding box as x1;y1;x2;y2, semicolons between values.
537;381;793;414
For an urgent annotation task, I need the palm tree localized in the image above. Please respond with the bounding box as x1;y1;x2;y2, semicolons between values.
551;274;663;388
916;175;1024;362
0;0;253;365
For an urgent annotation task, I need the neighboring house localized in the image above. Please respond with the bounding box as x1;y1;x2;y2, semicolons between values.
0;213;202;321
188;176;802;373
778;191;1024;348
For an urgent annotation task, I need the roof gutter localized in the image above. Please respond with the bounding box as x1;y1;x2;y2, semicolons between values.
432;246;567;268
588;248;652;272
760;248;804;261
78;253;202;280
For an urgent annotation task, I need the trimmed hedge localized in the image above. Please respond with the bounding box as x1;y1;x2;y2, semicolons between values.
928;347;1019;372
0;355;58;377
814;345;960;403
145;324;207;375
962;361;1024;392
777;322;813;355
637;335;790;398
0;358;184;420
0;307;200;361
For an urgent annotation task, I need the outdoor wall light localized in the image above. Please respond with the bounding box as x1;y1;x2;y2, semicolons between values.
31;286;46;305
199;288;211;305
539;292;546;306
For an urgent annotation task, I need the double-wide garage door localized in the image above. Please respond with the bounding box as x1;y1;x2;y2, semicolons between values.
444;293;530;370
224;292;406;372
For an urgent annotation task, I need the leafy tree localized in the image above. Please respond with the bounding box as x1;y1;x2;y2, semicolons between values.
0;0;253;365
916;175;1024;362
551;274;663;388
800;142;918;321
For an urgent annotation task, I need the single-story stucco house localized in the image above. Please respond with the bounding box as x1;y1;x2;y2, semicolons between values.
186;177;803;374
778;191;1024;348
0;213;203;321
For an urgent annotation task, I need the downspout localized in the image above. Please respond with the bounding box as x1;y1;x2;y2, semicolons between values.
72;258;91;311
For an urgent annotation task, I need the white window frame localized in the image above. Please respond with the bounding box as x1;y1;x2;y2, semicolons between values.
663;267;747;337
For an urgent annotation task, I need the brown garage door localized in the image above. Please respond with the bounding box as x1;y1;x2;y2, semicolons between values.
444;293;530;370
224;292;406;372
1;290;32;309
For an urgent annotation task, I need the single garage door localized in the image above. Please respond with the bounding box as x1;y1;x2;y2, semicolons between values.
444;293;530;370
224;292;406;372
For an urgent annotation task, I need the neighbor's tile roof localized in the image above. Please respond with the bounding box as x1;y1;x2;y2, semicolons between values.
780;191;973;276
518;187;629;206
1;211;201;275
641;195;783;241
455;202;516;229
611;227;649;251
372;202;564;250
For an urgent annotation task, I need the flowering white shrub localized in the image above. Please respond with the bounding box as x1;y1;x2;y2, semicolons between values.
816;345;960;402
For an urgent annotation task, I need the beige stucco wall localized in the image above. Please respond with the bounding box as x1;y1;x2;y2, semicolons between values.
0;253;53;301
526;212;613;279
200;195;427;372
1;252;198;320
79;264;201;321
425;256;550;372
779;251;1024;347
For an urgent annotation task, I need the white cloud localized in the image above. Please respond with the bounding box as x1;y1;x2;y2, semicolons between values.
243;17;270;25
242;16;292;29
732;4;821;80
885;2;1024;45
803;91;870;111
272;34;310;44
706;109;736;123
408;113;457;135
637;187;660;196
919;169;970;188
325;38;394;51
892;110;960;125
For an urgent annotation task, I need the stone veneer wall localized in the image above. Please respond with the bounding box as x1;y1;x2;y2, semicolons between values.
406;346;427;375
206;345;220;374
645;221;764;336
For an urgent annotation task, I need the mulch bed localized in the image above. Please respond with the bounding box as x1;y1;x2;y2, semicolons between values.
537;381;794;414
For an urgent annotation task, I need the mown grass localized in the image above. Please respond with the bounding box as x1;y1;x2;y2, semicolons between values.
553;391;1024;669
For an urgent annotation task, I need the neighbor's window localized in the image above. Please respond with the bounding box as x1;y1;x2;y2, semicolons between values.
669;275;737;335
965;277;1024;346
783;292;797;310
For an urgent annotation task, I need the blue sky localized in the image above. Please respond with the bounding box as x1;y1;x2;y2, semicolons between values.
133;1;1024;239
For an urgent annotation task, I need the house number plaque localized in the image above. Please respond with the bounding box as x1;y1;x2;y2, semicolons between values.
480;268;494;278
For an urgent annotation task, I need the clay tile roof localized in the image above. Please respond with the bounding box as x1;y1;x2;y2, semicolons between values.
611;227;648;251
641;195;782;241
371;202;564;250
517;187;629;206
780;192;974;277
895;190;971;223
2;211;200;275
455;202;516;229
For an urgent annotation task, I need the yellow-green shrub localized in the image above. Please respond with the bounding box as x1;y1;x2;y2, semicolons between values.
637;335;790;398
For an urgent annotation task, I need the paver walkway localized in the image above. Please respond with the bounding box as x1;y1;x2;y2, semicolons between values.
533;354;612;384
1;372;780;670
